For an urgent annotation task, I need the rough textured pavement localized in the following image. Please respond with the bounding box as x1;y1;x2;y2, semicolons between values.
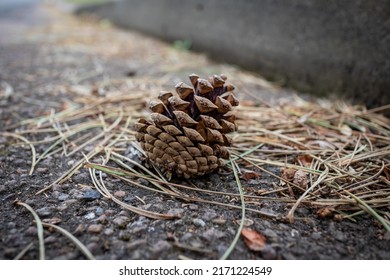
0;2;389;260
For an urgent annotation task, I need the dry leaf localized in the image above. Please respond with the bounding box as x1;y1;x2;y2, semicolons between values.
297;154;312;167
241;228;266;251
281;168;296;182
317;207;335;218
241;169;261;181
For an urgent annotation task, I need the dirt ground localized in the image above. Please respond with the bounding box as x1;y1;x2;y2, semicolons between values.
1;2;389;260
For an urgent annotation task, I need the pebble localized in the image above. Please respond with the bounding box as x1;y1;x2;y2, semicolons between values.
212;218;227;225
201;228;226;241
334;230;346;241
151;240;172;256
113;216;130;228
312;232;322;240
73;172;89;182
202;211;217;221
261;244;278;259
124;195;136;203
0;185;6;193
290;229;300;238
3;248;17;259
104;228;114;236
25;198;36;206
192;218;206;227
36;207;53;217
57;193;69;201
84;212;96;220
69;189;84;199
188;204;198;211
263;228;278;238
26;226;38;235
5;180;17;187
42;217;62;225
82;190;101;201
114;190;126;198
118;210;130;217
95;207;104;215
105;209;116;216
97;214;108;224
167;208;185;217
44;236;57;244
36;167;48;174
128;218;148;234
119;231;131;241
86;242;99;254
88;224;103;233
73;224;85;235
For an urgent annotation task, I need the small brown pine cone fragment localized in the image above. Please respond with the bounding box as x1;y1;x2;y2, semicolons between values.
134;74;239;179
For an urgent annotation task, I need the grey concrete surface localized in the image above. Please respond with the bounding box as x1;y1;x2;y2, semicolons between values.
77;0;390;108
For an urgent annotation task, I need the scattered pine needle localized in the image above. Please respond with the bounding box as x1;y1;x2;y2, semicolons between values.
5;76;390;233
41;222;96;260
15;201;45;260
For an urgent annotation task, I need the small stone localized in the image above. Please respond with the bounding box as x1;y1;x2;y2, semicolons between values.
69;189;84;199
312;232;322;240
57;193;69;201
36;207;53;217
83;190;101;201
118;210;130;217
104;228;114;236
119;231;131;241
151;240;172;256
0;185;6;193
128;218;148;234
26;226;38;235
188;204;198;211
52;184;62;192
263;228;278;238
73;172;89;182
202;211;217;221
113;216;130;228
5;180;17;187
193;218;206;227
95;207;104;215
36;167;48;174
290;229;300;238
114;190;126;198
201;228;226;241
84;212;96;220
105;209;116;216
24;198;36;206
4;248;17;258
212;218;226;225
334;230;346;241
44;236;57;244
88;224;103;233
167;208;185;217
42;217;62;225
74;224;85;235
97;214;108;224
261;244;277;260
86;242;99;254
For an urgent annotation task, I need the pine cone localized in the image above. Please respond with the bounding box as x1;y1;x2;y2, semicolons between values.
134;74;239;179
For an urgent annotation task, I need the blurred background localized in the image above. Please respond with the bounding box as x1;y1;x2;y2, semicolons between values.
75;0;390;109
1;0;389;108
